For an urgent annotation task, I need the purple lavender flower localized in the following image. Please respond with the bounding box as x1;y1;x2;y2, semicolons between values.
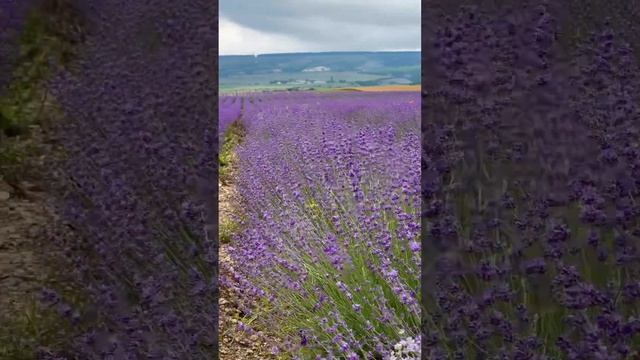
224;91;420;357
422;3;640;358
40;0;217;358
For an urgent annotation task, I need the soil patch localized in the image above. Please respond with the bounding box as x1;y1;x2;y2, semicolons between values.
219;177;278;360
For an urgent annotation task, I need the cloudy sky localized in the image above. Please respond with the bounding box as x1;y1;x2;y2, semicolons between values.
219;0;420;55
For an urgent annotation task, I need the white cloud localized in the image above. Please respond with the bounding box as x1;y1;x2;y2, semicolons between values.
219;1;420;55
219;17;310;55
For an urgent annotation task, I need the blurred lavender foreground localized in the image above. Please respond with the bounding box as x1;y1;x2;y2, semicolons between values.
422;3;640;359
0;0;220;358
0;1;34;96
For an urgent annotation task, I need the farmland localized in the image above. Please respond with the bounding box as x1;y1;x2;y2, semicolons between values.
219;52;420;93
218;91;420;359
330;85;421;92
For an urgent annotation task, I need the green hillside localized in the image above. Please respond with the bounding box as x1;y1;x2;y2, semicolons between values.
219;51;420;92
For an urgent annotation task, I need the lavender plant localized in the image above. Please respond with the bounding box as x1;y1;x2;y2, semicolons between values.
219;95;242;141
222;91;421;359
37;0;218;358
219;96;245;183
422;3;640;359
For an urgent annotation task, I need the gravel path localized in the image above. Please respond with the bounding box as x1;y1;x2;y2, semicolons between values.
0;179;50;317
0;124;81;360
218;153;279;359
0;125;58;321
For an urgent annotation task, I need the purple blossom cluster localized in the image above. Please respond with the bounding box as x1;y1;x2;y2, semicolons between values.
223;91;421;358
41;0;217;358
422;4;640;359
218;95;242;140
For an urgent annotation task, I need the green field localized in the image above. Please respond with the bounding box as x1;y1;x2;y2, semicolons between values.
219;51;420;93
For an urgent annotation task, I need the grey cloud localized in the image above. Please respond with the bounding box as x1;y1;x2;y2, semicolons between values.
220;0;420;52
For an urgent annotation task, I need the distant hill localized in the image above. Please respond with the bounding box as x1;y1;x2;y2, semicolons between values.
219;51;420;92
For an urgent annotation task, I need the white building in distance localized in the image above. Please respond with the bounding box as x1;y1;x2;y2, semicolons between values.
302;66;331;72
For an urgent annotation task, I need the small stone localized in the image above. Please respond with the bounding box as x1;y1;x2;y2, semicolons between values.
0;191;10;201
28;225;41;238
249;335;259;342
0;181;12;193
21;181;42;192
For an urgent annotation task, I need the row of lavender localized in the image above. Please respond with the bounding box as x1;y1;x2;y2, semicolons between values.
423;4;640;359
221;91;421;359
38;1;218;358
218;95;242;140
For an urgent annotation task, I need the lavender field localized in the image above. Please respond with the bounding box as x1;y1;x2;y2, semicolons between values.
218;91;421;359
421;4;640;359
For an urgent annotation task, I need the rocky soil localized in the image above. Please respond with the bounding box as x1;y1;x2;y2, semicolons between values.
0;126;58;320
0;178;50;317
218;174;278;360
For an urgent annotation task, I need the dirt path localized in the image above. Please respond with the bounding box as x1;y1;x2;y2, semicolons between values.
0;125;79;360
0;178;49;315
0;126;55;319
218;105;279;359
219;176;278;360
